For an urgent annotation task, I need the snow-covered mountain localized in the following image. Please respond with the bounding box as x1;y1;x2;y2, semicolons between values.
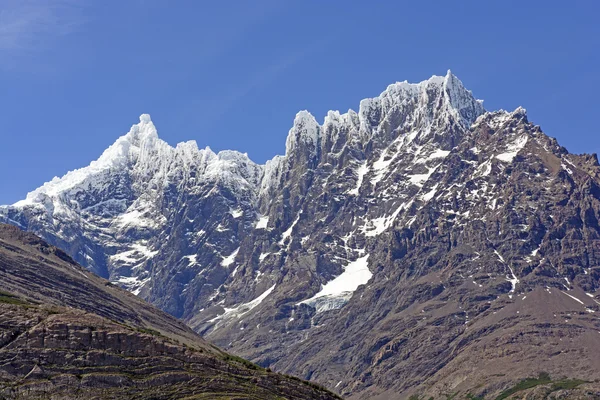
4;71;600;399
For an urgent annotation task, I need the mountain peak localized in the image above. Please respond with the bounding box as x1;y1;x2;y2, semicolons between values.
6;71;600;400
139;113;152;123
9;73;485;210
285;110;320;156
129;114;158;143
439;71;485;127
281;72;484;162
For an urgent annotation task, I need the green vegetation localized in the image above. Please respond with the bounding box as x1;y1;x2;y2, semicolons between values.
411;374;589;400
223;353;263;371
466;394;483;400
495;372;587;400
136;327;163;337
0;290;29;305
495;372;552;400
280;373;342;398
549;378;588;391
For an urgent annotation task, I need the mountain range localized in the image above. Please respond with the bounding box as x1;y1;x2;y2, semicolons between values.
3;71;600;399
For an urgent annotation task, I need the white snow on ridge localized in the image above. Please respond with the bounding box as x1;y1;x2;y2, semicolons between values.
371;151;395;186
256;216;269;229
110;243;158;265
184;254;198;265
285;111;319;156
421;183;439;202
221;247;239;267
230;208;243;218
562;163;573;175
474;160;492;178
494;250;506;263
114;276;141;285
14;115;158;205
131;243;158;258
362;217;388;237
211;284;276;323
132;277;151;295
506;265;519;294
348;161;369;196
495;250;519;295
496;136;528;163
408;165;439;186
279;213;301;245
360;202;410;237
561;291;584;305
426;149;450;160
115;209;158;229
114;275;151;296
299;254;371;308
10;113;263;232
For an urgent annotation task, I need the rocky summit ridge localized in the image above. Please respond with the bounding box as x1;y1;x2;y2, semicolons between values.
3;72;600;399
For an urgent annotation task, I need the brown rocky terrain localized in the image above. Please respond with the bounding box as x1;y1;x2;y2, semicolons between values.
4;73;600;399
0;223;340;400
248;108;600;400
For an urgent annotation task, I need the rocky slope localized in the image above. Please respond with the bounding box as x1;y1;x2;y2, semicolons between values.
0;223;340;399
3;71;600;398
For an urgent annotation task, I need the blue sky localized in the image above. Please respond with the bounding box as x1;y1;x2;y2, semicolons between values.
0;0;599;204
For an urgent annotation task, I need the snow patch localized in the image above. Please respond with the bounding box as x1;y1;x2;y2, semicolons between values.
210;284;276;323
561;163;573;175
255;216;269;229
408;165;439;187
279;213;301;245
114;275;151;295
230;208;243;218
299;255;371;312
474;160;492;177
184;254;198;265
110;243;158;265
360;203;408;237
221;247;239;267
495;250;519;295
348;161;369;196
421;183;439;202
371;151;394;186
115;209;158;229
426;149;450;160
561;291;584;305
495;136;528;162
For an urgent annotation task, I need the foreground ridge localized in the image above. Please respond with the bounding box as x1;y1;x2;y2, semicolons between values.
0;223;340;399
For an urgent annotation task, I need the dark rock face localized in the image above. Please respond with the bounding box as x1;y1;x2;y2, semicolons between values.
0;224;341;400
3;71;600;398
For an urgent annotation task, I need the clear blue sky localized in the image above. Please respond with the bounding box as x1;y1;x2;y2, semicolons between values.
1;0;599;204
